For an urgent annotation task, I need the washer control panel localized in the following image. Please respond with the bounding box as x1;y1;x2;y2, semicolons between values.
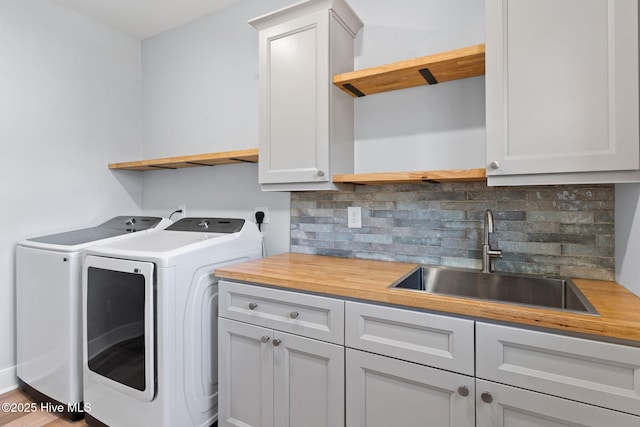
166;218;245;233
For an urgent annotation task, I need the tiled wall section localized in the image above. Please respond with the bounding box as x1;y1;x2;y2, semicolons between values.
290;182;615;281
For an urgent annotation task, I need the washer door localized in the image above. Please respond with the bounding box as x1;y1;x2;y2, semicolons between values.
83;255;155;402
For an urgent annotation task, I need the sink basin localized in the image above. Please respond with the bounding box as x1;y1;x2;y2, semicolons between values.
390;266;599;315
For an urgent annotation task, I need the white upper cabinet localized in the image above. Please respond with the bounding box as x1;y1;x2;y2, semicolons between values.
486;0;640;185
250;0;362;191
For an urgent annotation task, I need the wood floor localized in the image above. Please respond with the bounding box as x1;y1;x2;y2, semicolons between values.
0;389;89;427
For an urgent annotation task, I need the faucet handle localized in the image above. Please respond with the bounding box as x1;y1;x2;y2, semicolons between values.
487;248;502;258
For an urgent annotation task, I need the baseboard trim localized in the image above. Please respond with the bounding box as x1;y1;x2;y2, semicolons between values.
0;365;18;395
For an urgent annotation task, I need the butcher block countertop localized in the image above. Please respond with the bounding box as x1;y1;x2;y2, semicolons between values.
215;253;640;343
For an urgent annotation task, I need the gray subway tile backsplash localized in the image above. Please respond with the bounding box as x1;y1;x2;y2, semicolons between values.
290;182;615;281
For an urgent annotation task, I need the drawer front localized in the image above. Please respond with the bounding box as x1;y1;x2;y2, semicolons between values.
345;301;474;375
476;322;640;416
219;280;344;344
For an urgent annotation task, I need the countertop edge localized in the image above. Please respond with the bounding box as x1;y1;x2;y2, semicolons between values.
216;253;640;344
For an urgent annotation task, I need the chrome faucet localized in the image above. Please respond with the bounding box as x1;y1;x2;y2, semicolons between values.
482;209;502;273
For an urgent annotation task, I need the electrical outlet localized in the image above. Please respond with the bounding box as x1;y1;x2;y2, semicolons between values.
254;207;270;224
348;206;362;228
178;205;187;218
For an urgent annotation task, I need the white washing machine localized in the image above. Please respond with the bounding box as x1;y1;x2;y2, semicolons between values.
81;217;262;427
16;216;172;419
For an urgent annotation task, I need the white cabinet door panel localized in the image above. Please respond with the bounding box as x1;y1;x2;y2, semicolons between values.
476;379;640;427
258;12;329;185
486;0;639;183
218;318;273;427
274;331;344;427
251;0;361;191
346;348;474;427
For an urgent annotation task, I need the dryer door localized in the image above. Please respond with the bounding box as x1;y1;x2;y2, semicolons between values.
83;255;156;402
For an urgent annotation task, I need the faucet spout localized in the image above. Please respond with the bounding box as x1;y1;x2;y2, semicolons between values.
483;209;494;245
482;209;502;273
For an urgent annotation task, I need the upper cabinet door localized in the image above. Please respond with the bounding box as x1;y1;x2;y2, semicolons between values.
259;12;330;186
250;0;362;191
486;0;640;185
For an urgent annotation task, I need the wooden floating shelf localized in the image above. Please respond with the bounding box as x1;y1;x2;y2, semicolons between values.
333;169;487;185
333;44;485;97
109;148;259;171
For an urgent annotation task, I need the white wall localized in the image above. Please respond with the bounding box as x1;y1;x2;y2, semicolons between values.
350;0;486;172
139;0;292;255
139;0;485;255
615;184;640;296
1;0;485;394
0;0;144;392
141;165;290;257
5;0;637;399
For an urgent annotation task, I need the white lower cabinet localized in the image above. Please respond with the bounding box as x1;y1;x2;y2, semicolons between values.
273;330;344;427
476;322;640;418
219;281;640;426
219;318;273;427
219;318;344;427
346;348;475;427
344;301;475;427
476;379;640;427
218;280;345;427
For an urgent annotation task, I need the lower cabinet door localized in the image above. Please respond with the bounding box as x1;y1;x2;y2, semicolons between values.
476;379;640;427
346;348;475;427
218;318;274;427
273;331;345;427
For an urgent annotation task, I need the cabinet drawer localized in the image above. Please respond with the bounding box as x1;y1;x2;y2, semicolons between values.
345;301;474;375
219;280;344;345
476;322;640;417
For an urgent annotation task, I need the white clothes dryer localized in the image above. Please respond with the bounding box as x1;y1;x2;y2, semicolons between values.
16;216;171;420
81;218;262;427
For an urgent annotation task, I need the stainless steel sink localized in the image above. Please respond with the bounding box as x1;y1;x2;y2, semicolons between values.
390;266;599;315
